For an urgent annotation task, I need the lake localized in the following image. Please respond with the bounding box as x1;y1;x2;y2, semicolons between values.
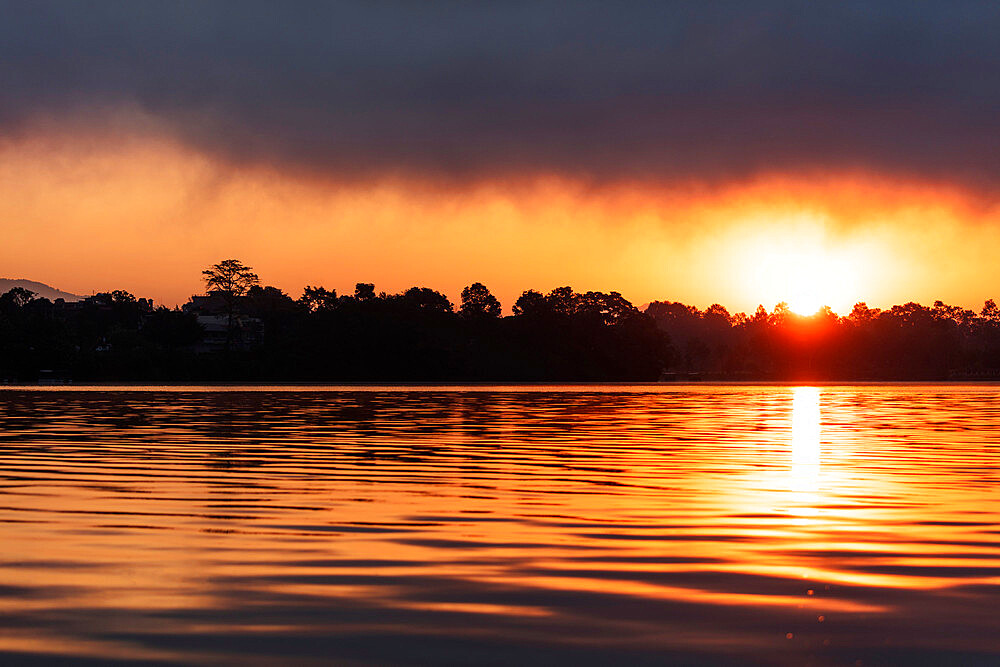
0;385;998;665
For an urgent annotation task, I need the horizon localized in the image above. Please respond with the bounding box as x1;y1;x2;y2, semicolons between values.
4;272;999;319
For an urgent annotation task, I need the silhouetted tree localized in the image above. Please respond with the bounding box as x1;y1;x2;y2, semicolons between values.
202;259;260;350
848;302;879;324
299;286;337;313
512;290;546;316
577;291;637;325
460;283;501;319
769;302;792;326
0;287;35;311
981;299;1000;322
546;286;579;316
399;287;453;313
354;283;377;302
704;304;732;324
202;259;260;296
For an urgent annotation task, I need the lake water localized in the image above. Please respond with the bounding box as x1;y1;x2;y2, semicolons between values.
0;385;998;665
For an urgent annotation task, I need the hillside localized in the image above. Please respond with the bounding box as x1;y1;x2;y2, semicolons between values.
0;278;84;302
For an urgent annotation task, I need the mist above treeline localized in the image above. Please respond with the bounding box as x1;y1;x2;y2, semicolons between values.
1;260;999;382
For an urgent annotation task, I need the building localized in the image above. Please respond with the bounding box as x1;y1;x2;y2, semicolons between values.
182;290;263;352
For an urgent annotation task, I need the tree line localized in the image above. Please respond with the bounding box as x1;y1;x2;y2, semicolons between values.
2;259;999;382
0;261;669;381
647;300;1000;380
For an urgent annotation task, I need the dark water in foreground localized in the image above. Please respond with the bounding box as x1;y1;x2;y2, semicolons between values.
0;385;998;665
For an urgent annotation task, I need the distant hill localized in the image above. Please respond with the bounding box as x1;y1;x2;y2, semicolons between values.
0;278;84;302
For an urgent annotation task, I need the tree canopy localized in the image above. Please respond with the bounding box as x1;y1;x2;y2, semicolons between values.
202;259;260;297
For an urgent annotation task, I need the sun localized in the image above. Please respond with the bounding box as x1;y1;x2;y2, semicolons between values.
787;290;823;317
769;250;857;316
737;225;867;315
784;257;828;315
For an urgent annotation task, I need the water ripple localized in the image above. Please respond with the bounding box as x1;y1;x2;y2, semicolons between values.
0;385;998;664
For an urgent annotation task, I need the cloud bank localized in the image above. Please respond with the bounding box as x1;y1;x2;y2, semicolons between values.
2;1;998;188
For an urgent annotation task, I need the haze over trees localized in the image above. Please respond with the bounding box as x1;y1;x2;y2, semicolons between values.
1;260;999;382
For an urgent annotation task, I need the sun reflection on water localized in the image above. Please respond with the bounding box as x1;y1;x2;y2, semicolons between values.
791;387;821;467
789;386;822;517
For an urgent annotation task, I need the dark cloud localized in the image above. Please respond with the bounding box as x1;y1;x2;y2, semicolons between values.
2;1;998;186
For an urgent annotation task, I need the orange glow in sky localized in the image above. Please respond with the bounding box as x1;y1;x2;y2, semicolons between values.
2;128;999;314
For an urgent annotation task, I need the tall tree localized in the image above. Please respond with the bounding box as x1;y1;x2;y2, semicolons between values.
202;259;260;297
202;259;260;350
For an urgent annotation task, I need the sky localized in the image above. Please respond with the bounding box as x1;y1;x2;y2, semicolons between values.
1;1;999;314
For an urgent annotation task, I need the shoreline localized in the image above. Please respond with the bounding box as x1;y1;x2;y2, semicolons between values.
3;380;1000;391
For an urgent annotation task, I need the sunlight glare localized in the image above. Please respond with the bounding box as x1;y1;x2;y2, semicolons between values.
788;386;822;518
737;221;869;315
791;387;821;468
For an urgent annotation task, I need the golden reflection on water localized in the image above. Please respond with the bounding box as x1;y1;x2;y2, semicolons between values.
791;386;821;469
788;386;822;518
0;385;998;664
